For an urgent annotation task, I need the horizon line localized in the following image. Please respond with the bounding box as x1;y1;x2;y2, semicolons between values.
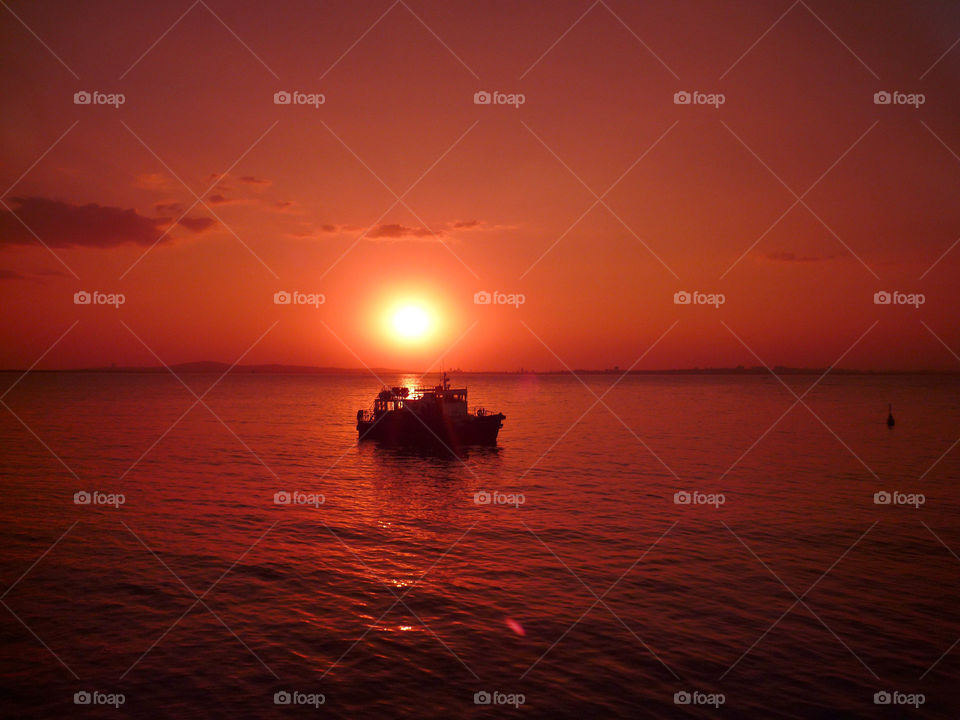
2;362;959;376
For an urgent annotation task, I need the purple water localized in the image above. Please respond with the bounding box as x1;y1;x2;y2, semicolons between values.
2;372;959;718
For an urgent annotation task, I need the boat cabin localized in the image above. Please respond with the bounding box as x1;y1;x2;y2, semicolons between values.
373;374;468;417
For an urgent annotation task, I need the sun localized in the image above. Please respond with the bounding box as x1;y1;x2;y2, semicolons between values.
391;305;431;340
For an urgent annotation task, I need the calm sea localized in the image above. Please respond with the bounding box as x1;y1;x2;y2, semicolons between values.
2;372;960;718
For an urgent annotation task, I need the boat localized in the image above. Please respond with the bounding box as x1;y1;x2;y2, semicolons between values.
356;373;505;447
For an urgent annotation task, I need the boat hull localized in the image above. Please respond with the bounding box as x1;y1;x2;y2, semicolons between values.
358;410;504;447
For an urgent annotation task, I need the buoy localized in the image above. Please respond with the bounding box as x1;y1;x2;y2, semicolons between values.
887;403;895;428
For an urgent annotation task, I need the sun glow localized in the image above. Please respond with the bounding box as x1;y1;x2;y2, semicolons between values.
391;305;431;340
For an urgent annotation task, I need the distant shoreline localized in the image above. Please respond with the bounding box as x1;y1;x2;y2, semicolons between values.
2;364;958;376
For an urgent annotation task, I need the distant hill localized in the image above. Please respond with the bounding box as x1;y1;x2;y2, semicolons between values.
74;362;402;374
4;363;959;375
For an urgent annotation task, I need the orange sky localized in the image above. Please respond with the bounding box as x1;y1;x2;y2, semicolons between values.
2;0;960;371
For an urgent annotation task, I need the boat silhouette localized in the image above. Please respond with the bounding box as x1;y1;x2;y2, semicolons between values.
356;373;505;447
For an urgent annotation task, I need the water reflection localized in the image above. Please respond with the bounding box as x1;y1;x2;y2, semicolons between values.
366;441;501;463
356;442;503;524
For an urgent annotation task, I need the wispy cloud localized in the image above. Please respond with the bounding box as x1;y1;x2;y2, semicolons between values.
0;266;69;281
368;223;436;240
302;218;518;242
177;216;217;233
1;197;168;248
0;197;215;248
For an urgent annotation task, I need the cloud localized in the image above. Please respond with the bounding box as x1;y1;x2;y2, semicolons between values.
301;218;516;241
206;193;254;207
363;219;517;239
763;251;839;263
367;223;437;240
134;173;172;191
288;223;358;240
155;202;184;214
203;173;232;193
239;175;271;186
310;222;439;240
177;216;217;233
0;197;167;248
445;219;520;233
0;267;69;281
305;223;362;236
0;197;220;248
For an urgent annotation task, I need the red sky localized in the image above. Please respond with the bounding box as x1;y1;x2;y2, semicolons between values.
2;0;960;371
